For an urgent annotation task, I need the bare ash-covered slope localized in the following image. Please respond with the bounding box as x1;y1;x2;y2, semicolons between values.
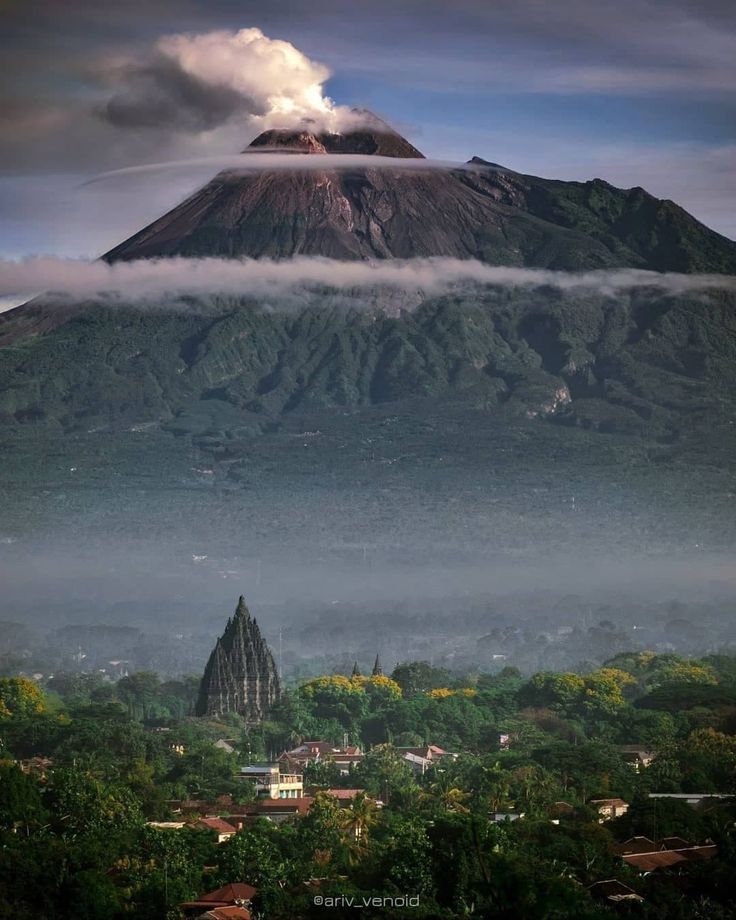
103;121;736;273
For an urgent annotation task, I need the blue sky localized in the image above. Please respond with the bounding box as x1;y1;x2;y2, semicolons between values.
1;0;735;255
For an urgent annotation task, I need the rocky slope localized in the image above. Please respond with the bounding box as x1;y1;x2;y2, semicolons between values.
103;126;736;272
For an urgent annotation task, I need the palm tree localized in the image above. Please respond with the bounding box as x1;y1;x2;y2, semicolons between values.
479;761;512;813
340;792;379;864
423;772;471;814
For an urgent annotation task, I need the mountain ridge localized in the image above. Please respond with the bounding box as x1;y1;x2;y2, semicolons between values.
101;123;736;272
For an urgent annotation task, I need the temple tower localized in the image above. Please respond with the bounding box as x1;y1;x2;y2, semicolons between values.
196;596;280;722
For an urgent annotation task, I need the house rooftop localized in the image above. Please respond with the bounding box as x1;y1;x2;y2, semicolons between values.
199;908;251;920
181;882;257;909
623;850;687;872
196;817;238;834
612;836;655;855
588;879;644;903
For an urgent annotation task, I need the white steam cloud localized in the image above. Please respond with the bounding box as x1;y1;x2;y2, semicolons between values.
2;257;736;312
100;27;362;136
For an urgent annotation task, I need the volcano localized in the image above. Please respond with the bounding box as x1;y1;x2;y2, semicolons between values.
4;119;736;574
103;118;736;273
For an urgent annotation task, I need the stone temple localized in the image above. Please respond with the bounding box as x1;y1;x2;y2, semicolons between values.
196;596;280;722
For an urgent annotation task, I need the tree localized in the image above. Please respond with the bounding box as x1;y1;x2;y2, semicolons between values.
339;790;379;863
353;744;415;804
0;677;46;720
391;662;451;697
508;765;560;813
297;791;349;872
582;668;637;717
299;675;367;735
375;814;433;896
422;770;471;814
44;768;143;837
217;821;289;891
518;672;585;715
0;763;47;832
165;743;240;800
120;825;211;920
303;758;341;788
116;672;162;720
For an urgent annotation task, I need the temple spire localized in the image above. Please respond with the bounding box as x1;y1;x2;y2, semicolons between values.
196;595;280;722
234;595;250;619
351;661;362;678
372;654;383;677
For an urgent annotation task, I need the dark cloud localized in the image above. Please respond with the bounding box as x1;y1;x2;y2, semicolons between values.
101;55;266;132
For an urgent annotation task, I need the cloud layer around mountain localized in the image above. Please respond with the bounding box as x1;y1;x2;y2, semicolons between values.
2;256;735;312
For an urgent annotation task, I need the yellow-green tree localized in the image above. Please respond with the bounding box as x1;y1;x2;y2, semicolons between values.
0;677;46;720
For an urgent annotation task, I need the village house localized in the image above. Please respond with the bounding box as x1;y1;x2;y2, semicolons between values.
278;740;364;776
146;816;238;843
194;816;239;843
16;756;53;779
195;909;250;920
548;801;576;821
611;836;718;873
213;738;237;755
587;879;644;905
323;788;372;806
236;762;304;799
181;883;256;919
147;821;187;831
491;811;525;823
618;745;656;772
238;797;314;824
589;797;629;822
396;744;455;775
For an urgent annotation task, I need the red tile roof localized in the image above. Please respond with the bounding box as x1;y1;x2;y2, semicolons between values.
181;882;257;909
196;817;238;834
250;796;314;816
623;851;687;871
201;909;251;920
588;879;644;902
680;845;718;861
659;836;690;850
612;836;656;856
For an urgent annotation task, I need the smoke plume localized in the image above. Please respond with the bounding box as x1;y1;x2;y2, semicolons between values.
99;27;359;136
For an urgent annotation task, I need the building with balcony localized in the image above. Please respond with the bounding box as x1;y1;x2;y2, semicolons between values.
236;762;304;799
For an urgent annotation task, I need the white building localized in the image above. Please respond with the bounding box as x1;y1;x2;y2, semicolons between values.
237;762;304;799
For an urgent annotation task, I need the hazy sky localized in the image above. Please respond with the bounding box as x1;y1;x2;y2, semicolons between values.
1;0;735;256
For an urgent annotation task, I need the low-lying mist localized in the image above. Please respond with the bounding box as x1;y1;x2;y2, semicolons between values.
2;489;735;680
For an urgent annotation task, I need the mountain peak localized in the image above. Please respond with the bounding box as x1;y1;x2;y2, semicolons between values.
246;111;424;159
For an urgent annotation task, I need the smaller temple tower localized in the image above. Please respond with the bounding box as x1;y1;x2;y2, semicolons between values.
372;654;383;677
